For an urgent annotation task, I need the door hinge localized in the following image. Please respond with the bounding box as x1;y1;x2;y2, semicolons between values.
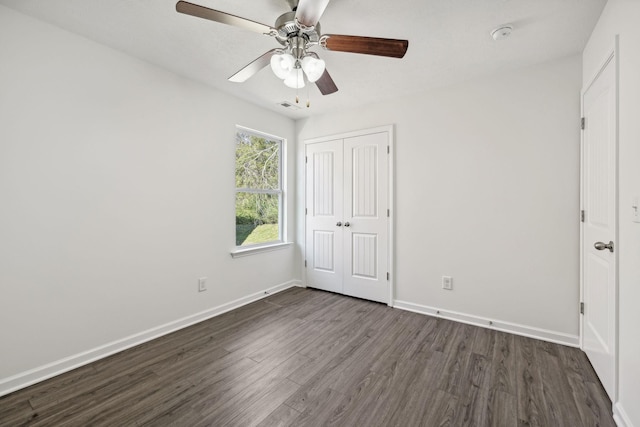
581;117;585;130
304;260;307;267
387;208;390;217
387;145;390;154
305;208;307;215
386;272;390;281
305;156;308;164
580;302;584;314
581;210;585;222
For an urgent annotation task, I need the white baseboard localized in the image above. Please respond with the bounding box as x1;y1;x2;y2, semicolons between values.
0;280;302;398
393;300;580;347
614;402;633;427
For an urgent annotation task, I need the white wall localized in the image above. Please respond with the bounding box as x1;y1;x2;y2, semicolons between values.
0;5;296;394
583;1;640;425
297;55;582;341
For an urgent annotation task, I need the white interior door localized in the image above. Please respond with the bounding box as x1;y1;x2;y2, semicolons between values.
305;139;343;294
342;133;389;303
305;128;391;304
581;52;617;401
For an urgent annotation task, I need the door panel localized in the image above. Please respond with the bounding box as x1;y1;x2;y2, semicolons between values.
582;54;616;400
343;133;389;303
352;233;377;278
305;140;343;294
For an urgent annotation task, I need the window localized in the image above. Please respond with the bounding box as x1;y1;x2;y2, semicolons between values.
235;127;284;249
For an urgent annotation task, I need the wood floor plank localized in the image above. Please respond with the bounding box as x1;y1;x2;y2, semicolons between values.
200;378;300;427
286;386;349;427
21;364;98;411
189;354;308;426
359;360;428;427
0;398;36;427
563;370;616;427
422;389;460;427
473;326;497;357
255;403;301;427
284;307;408;410
386;351;447;426
585;382;616;427
401;315;440;362
537;350;584;426
138;357;260;425
453;353;491;426
323;369;395;426
514;335;550;427
437;322;478;396
296;301;387;362
430;317;458;353
557;344;600;384
490;331;517;396
286;304;397;389
245;298;359;363
0;288;615;427
29;369;160;426
487;390;518;427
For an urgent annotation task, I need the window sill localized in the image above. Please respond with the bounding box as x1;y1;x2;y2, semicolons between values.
230;242;293;258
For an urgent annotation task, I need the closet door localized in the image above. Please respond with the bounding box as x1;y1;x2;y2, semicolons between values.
342;132;389;303
305;139;344;294
305;128;391;304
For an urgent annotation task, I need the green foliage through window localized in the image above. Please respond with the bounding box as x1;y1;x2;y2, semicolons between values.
235;128;283;246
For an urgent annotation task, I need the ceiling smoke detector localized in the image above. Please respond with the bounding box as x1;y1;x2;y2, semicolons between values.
491;25;513;41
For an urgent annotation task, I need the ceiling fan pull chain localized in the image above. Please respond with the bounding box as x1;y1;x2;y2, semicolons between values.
295;67;300;103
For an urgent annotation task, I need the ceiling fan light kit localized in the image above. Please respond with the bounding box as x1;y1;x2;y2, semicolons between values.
176;0;409;101
270;53;295;79
300;56;325;82
283;67;306;89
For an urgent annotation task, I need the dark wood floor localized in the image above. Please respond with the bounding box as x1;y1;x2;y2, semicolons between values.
0;287;614;426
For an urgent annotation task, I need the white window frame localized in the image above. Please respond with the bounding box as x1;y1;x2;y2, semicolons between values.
231;126;290;258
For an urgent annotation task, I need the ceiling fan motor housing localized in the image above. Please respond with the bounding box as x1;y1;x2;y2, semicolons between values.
274;11;321;47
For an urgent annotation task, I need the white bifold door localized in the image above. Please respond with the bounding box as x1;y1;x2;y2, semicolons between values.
305;130;390;304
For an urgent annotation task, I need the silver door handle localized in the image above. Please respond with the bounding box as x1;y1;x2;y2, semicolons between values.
344;222;350;227
594;241;614;252
336;222;342;227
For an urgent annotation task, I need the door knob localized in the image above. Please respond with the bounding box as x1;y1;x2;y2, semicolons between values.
594;241;614;252
336;222;342;227
344;222;350;227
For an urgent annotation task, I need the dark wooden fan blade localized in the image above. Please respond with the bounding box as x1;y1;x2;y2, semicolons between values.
295;0;330;28
229;49;282;82
176;1;274;35
322;35;409;58
315;69;338;95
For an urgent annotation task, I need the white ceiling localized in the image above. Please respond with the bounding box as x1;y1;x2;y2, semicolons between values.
0;0;606;119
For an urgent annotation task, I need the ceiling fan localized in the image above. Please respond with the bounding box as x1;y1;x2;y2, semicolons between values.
176;0;409;96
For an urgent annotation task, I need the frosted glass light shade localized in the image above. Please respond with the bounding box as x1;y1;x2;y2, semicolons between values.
283;68;305;88
270;53;295;80
301;56;326;82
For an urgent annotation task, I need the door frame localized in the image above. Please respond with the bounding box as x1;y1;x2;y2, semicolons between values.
579;37;619;402
303;125;395;306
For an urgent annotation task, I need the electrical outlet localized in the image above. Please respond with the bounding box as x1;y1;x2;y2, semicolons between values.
198;277;207;292
442;276;453;290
